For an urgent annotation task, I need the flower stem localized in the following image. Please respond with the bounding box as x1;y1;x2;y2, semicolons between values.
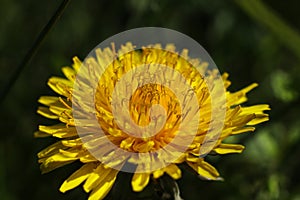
235;0;300;60
0;0;71;104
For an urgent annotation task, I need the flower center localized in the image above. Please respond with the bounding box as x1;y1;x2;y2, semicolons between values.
95;80;182;153
93;48;205;154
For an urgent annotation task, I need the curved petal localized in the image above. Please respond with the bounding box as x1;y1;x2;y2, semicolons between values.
131;173;150;192
60;163;97;193
213;143;245;154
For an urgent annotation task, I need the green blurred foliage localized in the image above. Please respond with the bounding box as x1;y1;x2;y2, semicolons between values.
1;0;300;199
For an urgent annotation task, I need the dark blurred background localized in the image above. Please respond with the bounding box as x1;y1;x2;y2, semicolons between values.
1;0;300;199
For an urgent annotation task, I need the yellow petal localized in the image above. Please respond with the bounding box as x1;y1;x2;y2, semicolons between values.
83;165;104;193
83;165;118;193
72;56;82;72
62;66;76;82
43;153;77;163
187;159;220;180
186;154;199;162
227;83;258;106
241;83;258;93
49;102;71;116
153;169;164;179
232;127;255;134
132;141;155;153
120;137;135;150
213;143;245;154
231;114;255;127
131;173;150;192
34;131;50;138
59;149;80;158
62;138;82;147
80;154;98;163
198;161;220;180
48;77;72;96
40;153;77;173
222;73;231;88
39;124;65;134
242;104;270;114
165;164;181;180
247;116;269;125
59;116;75;126
60;163;97;193
88;170;118;200
39;124;77;138
38;96;59;106
37;107;58;119
37;141;64;158
53;129;77;138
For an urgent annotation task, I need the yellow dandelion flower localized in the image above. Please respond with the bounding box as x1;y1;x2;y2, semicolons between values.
36;42;270;199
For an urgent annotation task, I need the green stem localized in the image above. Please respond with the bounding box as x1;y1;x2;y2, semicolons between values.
235;0;300;60
0;0;71;104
